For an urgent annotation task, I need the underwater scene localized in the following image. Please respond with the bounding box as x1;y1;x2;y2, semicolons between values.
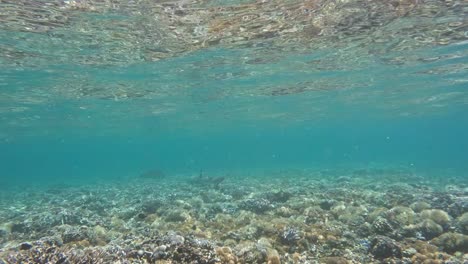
1;0;468;263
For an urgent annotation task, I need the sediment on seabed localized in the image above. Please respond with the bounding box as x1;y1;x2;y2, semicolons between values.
0;168;467;263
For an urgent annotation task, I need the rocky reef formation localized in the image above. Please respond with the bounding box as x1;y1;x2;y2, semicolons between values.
0;168;467;263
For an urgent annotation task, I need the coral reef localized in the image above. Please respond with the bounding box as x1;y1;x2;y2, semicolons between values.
0;168;467;263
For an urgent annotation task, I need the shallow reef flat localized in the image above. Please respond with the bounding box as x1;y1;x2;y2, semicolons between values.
0;168;467;263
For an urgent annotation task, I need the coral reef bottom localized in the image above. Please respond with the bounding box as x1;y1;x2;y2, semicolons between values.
0;168;467;263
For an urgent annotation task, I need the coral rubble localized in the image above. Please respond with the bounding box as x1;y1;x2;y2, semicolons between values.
0;168;467;263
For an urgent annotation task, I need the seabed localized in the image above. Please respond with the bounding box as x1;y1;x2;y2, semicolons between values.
0;167;467;263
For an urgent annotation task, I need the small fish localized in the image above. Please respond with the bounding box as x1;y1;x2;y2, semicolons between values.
139;169;165;179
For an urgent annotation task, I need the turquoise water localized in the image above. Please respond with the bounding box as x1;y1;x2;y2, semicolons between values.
1;114;468;186
1;1;468;262
1;42;468;186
